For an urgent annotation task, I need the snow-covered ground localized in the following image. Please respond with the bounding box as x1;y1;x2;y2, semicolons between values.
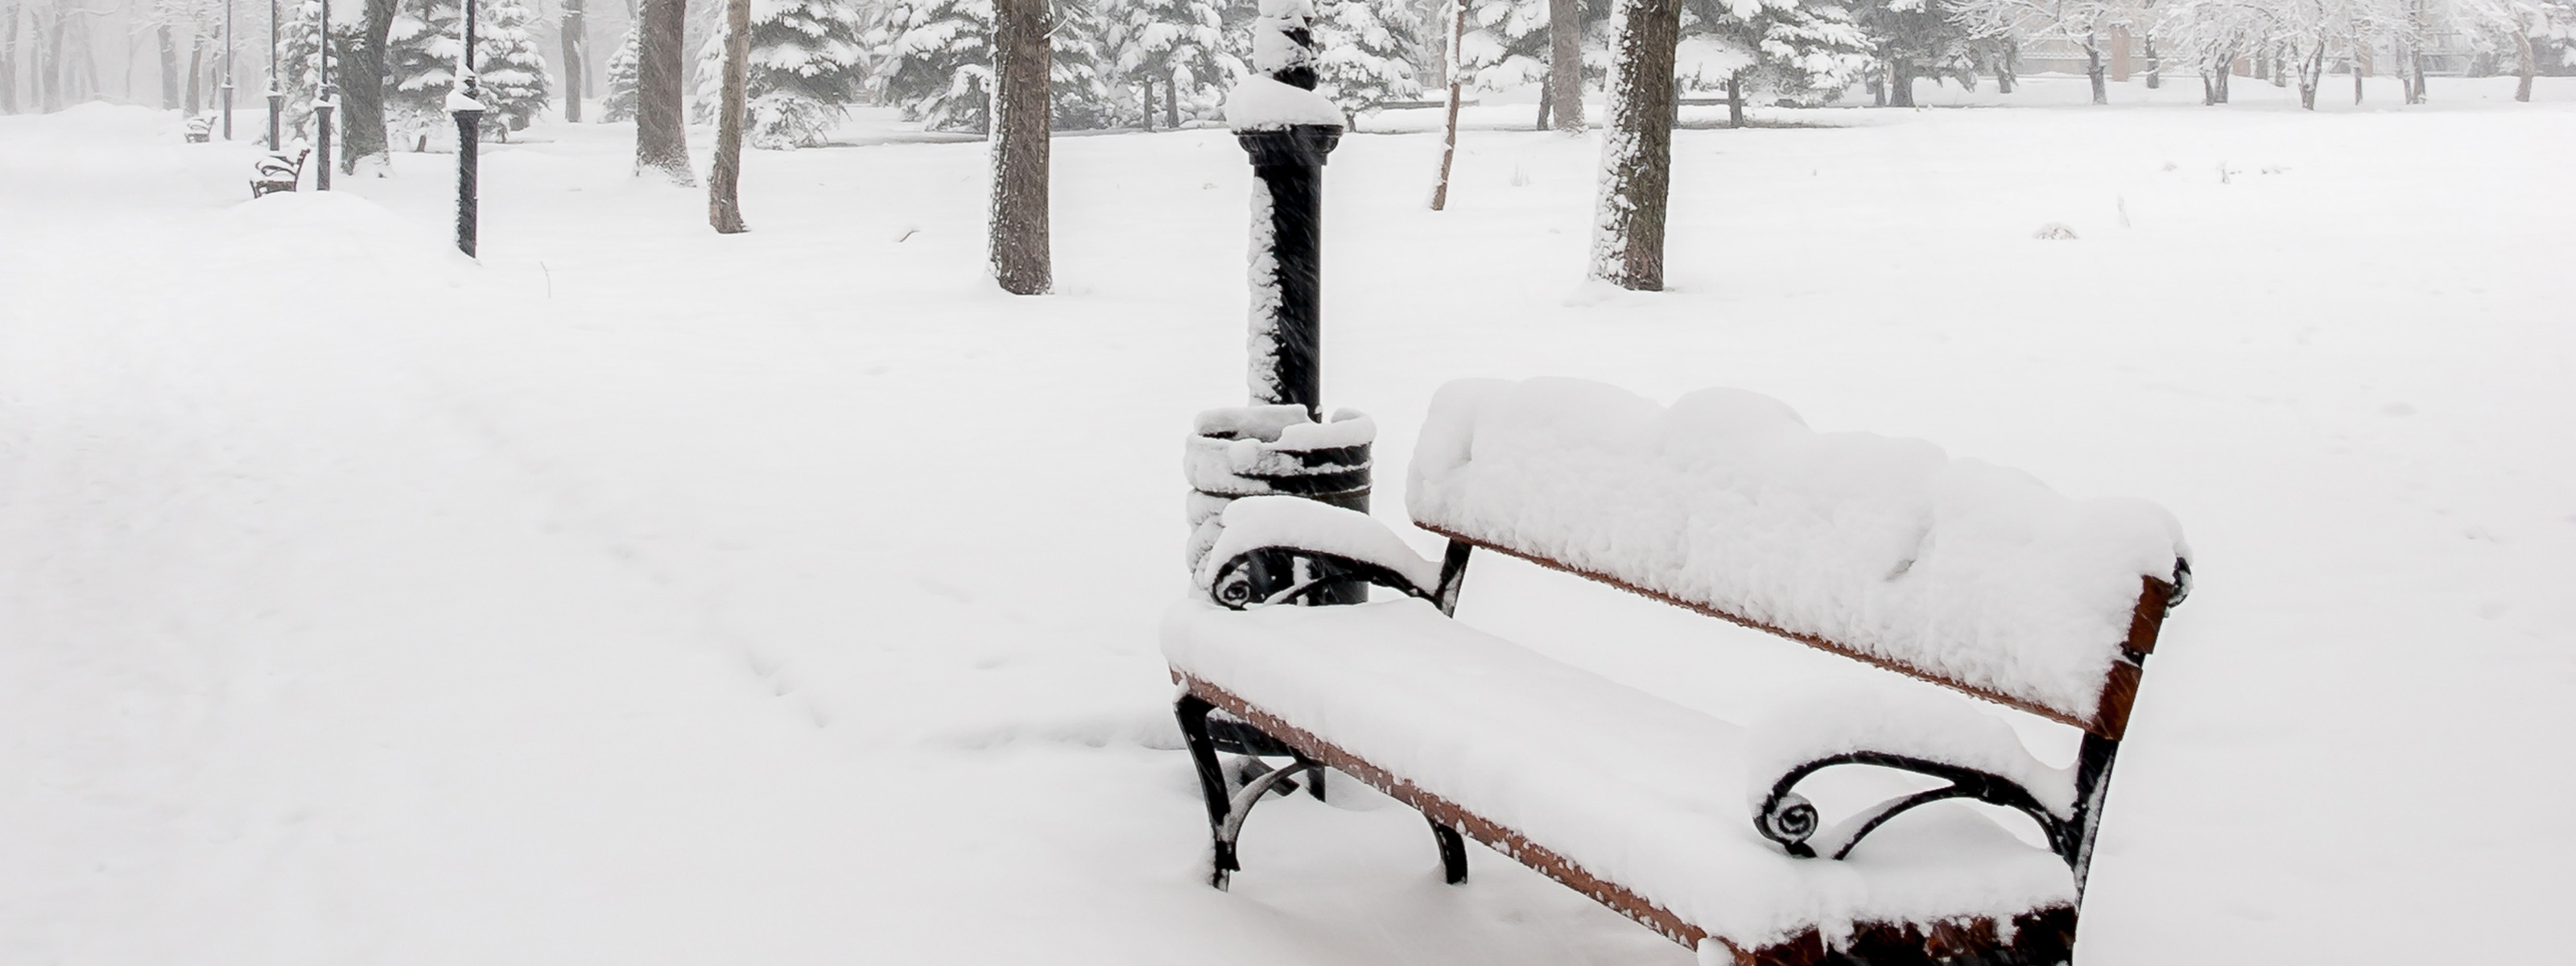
3;75;2570;964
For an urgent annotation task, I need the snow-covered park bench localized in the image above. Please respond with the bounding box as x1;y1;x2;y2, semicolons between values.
251;147;309;199
1166;378;2191;965
184;114;216;143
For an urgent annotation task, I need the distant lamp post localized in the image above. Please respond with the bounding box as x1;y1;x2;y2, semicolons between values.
314;0;334;190
266;0;281;151
451;0;484;257
222;0;236;140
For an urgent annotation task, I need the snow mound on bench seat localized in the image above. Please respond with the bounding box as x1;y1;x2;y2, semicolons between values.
1406;378;2188;723
1163;598;2078;949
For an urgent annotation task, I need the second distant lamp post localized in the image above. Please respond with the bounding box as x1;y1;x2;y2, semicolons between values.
314;0;334;190
452;0;484;257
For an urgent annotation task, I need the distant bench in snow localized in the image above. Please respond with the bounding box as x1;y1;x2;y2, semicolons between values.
1163;377;2192;965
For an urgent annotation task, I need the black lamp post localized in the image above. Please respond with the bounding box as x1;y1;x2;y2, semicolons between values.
314;0;334;190
222;0;235;139
451;0;482;257
266;0;281;151
1234;0;1342;423
1178;0;1369;605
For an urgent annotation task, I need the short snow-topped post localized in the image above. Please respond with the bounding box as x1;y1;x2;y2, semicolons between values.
1184;1;1373;609
451;0;485;258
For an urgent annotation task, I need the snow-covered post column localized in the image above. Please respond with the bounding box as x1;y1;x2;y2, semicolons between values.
450;0;484;258
1186;2;1373;607
1228;0;1346;419
313;0;334;191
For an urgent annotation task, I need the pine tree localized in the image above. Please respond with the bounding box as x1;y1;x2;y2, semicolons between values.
691;0;868;147
278;0;358;141
1103;0;1241;125
871;0;1118;133
380;0;551;143
601;23;641;120
1674;0;1870;114
870;0;994;131
473;0;554;135
1311;0;1424;116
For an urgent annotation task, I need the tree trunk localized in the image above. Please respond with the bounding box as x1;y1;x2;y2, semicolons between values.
185;34;201;113
2085;34;2104;105
1429;0;1465;210
158;22;178;108
2515;28;2534;101
41;6;63;113
2409;51;2425;103
1534;79;1552;130
1888;55;1916;107
988;0;1051;294
635;0;694;182
2297;40;2321;109
1996;39;2017;93
0;0;17;114
562;0;585;121
1164;72;1179;128
2144;36;2160;88
337;0;397;173
1139;77;1154;129
1588;0;1678;291
1726;69;1742;127
1547;0;1582;130
708;0;749;232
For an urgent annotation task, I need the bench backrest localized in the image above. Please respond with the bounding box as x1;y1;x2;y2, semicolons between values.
1406;378;2188;739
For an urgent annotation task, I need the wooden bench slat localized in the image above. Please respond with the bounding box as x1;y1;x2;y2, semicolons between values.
1182;672;2078;965
1418;522;2177;740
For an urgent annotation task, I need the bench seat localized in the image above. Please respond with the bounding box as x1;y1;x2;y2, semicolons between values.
1164;596;2079;957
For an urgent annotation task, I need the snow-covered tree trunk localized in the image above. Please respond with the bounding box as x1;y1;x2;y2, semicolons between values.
159;20;180;108
989;0;1051;295
2084;33;2104;105
636;0;693;183
1429;0;1463;210
1726;69;1742;127
186;32;202;114
562;0;584;121
2144;35;2160;88
1547;0;1582;130
1589;0;1678;291
708;0;749;232
1886;53;1915;106
337;0;398;174
2514;27;2534;101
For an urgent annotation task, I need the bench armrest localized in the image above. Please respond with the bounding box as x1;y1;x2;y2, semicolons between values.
1195;495;1446;609
1746;688;2080;866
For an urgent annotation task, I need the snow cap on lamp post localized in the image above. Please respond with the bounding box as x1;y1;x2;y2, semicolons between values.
1224;0;1346;418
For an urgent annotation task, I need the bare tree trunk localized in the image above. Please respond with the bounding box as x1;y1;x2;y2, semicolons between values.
1887;53;1916;107
2409;49;2425;103
1429;0;1465;210
635;0;694;182
1138;77;1154;129
2085;33;2104;104
2297;39;2322;109
2515;28;2534;101
2144;35;2160;88
988;0;1051;294
0;0;18;114
157;21;178;107
39;5;61;112
1547;0;1582;130
1587;0;1678;291
708;0;749;232
563;0;585;121
1726;69;1741;127
337;0;397;173
1164;72;1178;127
185;33;201;113
1996;39;2017;93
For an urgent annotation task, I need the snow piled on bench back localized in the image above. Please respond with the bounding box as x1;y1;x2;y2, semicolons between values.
1406;378;2188;722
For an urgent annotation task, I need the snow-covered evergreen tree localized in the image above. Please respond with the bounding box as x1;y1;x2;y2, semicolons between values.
691;0;870;146
1104;0;1242;125
1311;0;1423;115
278;0;359;138
1674;0;1868;109
473;0;555;135
1050;0;1124;128
601;23;642;121
1457;0;1609;90
870;0;1118;133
